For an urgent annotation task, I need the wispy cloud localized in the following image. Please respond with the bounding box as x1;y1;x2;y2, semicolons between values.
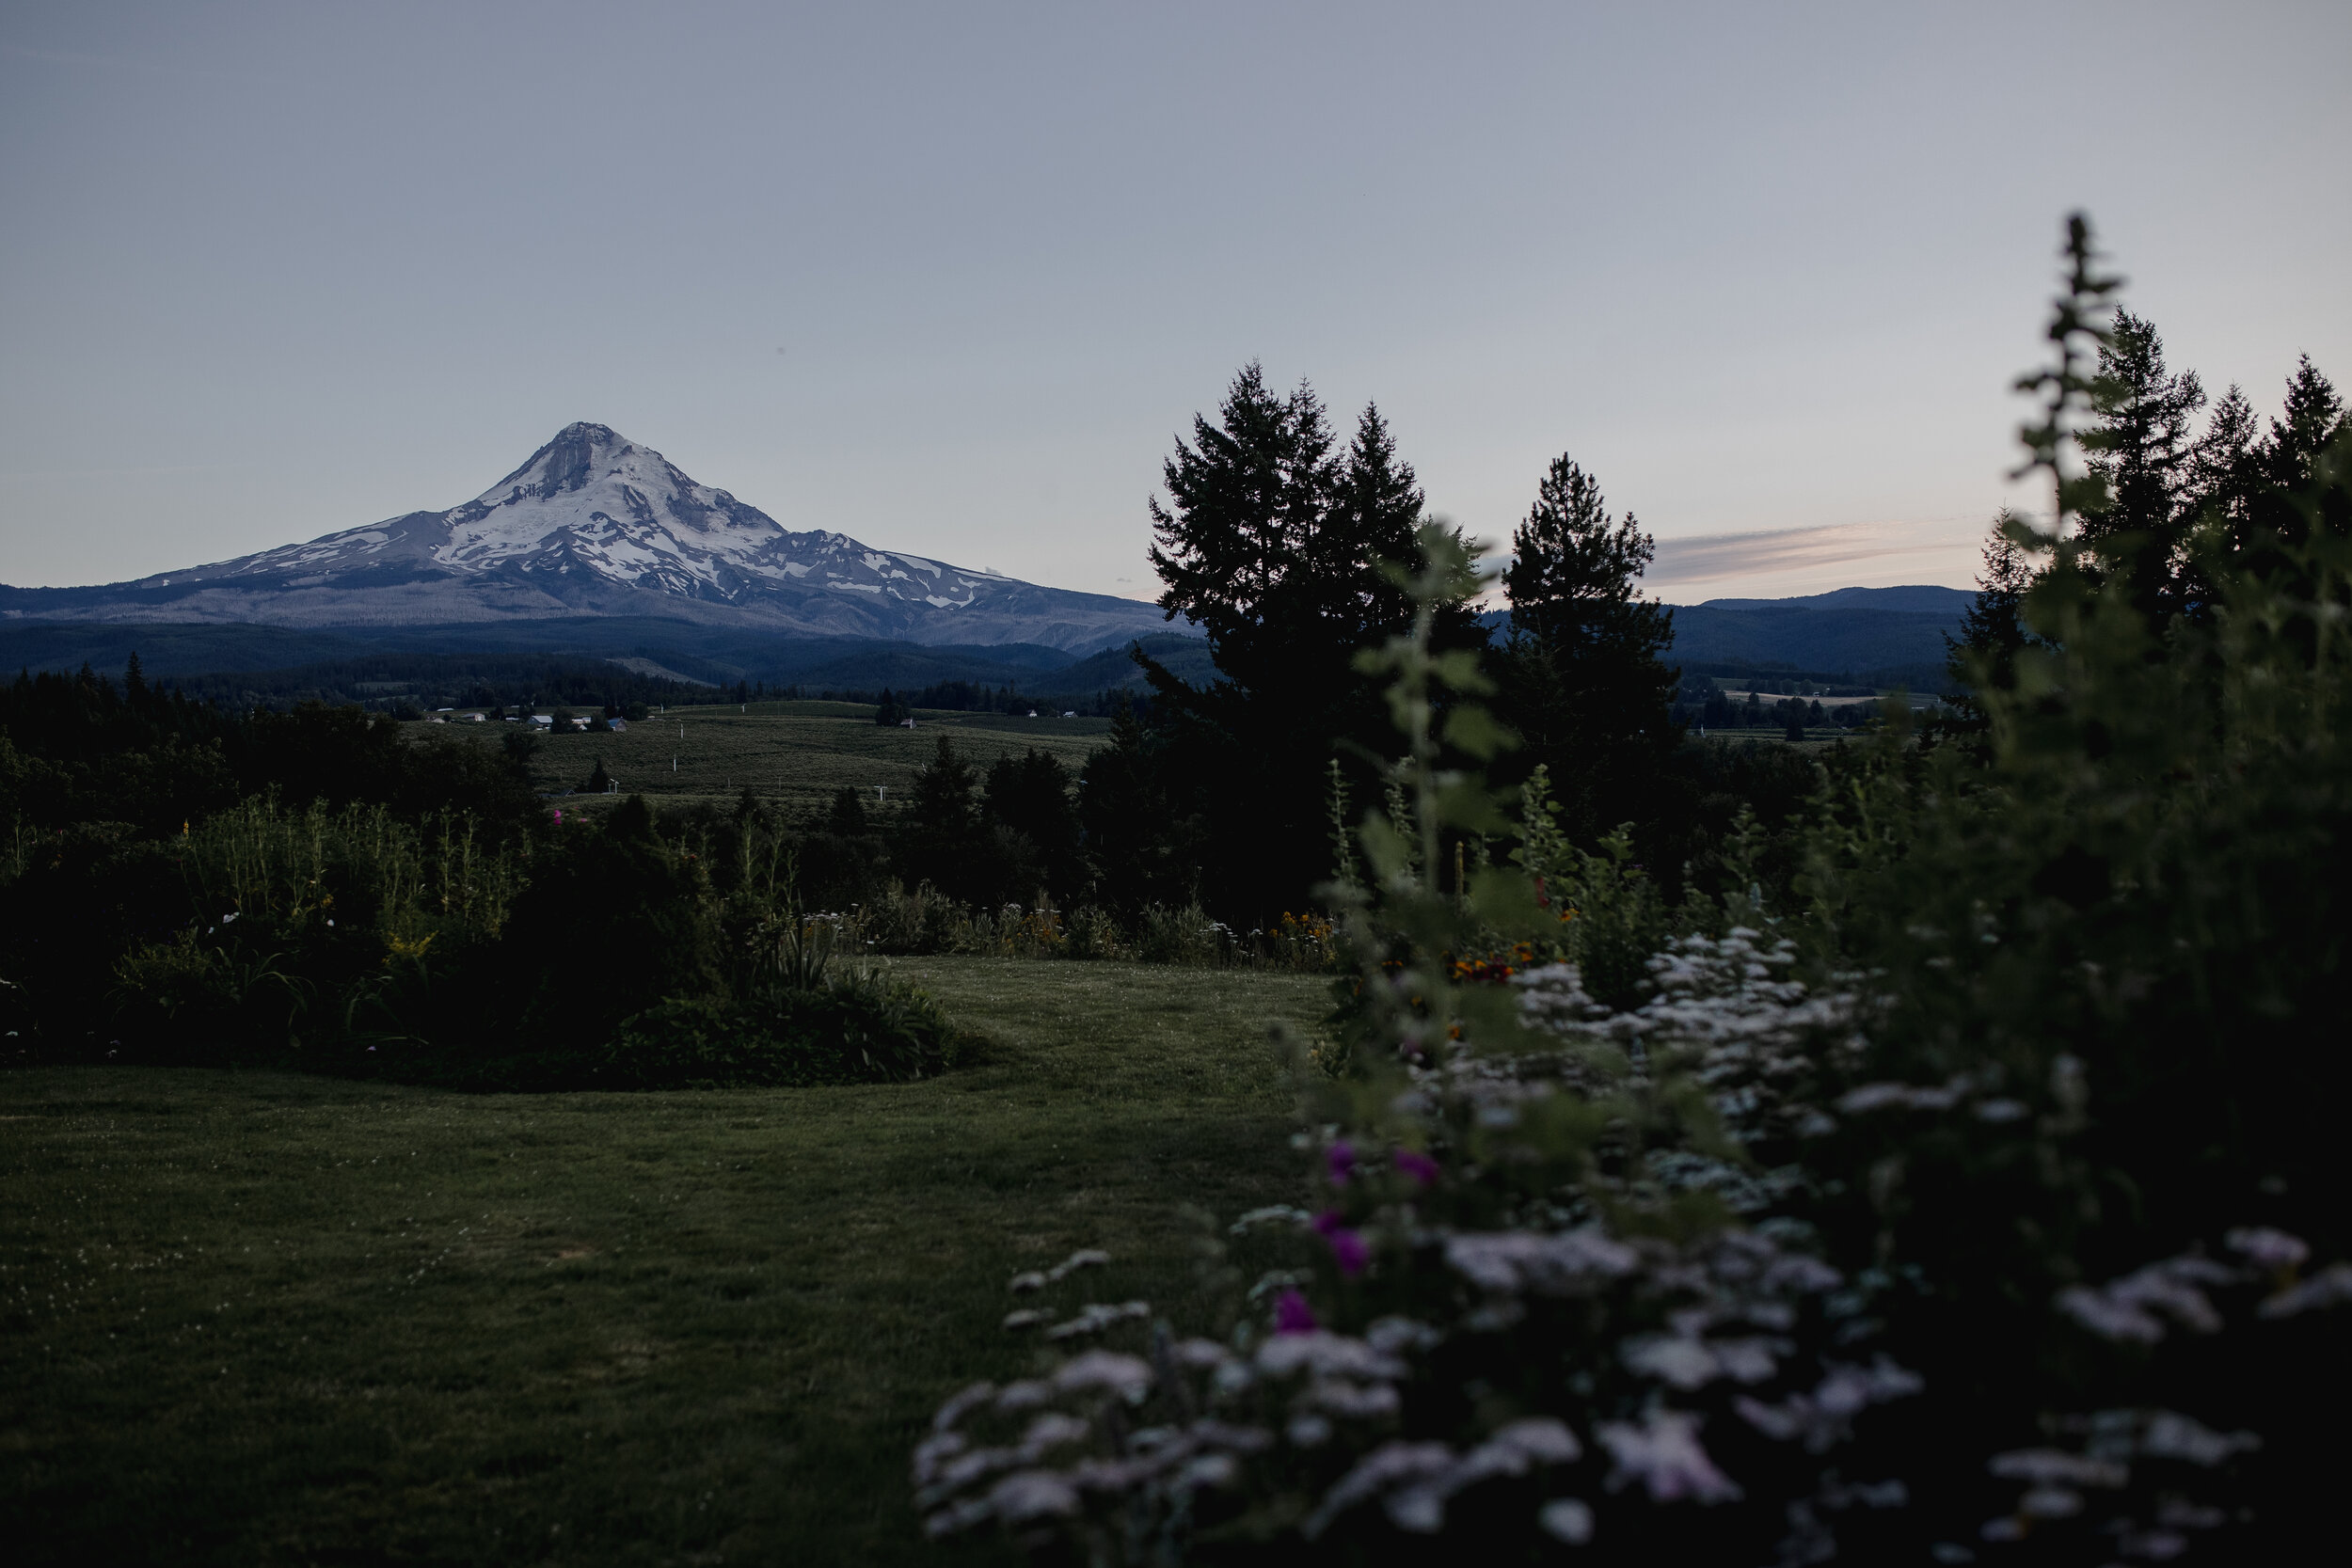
1647;517;1990;597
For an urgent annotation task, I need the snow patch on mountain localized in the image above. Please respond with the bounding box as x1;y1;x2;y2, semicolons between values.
11;421;1164;650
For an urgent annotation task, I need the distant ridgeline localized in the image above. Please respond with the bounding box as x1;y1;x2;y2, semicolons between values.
1482;585;1971;692
0;619;1219;717
1;584;1965;719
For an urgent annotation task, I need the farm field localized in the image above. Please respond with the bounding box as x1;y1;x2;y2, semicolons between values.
0;958;1332;1566
428;703;1114;817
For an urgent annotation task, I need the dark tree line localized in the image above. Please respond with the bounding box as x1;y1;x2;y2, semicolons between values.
1085;362;1838;924
787;735;1089;914
0;660;538;838
160;652;709;718
1952;317;2347;690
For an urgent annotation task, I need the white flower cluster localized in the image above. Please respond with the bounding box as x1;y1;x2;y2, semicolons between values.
1977;1408;2261;1551
917;1303;1621;1549
915;1317;1424;1543
1007;1247;1111;1295
1304;1417;1582;1537
918;1205;1921;1558
914;1349;1263;1537
1508;928;1865;1144
917;902;2350;1561
914;927;1931;1560
2057;1227;2343;1343
1967;1223;2352;1558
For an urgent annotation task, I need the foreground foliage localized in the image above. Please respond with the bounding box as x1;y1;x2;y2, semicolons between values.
914;223;2351;1563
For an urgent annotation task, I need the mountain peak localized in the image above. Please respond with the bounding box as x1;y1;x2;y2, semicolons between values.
482;421;658;505
6;425;1168;652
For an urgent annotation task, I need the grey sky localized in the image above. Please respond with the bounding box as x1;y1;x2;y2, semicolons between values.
3;2;2346;603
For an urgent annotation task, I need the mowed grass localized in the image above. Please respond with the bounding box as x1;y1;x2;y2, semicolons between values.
442;703;1113;817
0;959;1329;1566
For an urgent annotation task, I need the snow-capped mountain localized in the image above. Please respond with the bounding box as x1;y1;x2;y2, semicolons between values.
1;423;1168;652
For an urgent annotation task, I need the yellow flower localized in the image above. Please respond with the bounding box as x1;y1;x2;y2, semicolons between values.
385;932;437;966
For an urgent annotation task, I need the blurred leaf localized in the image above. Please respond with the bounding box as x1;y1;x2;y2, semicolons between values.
1442;705;1519;760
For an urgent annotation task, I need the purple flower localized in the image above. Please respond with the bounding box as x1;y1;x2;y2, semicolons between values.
1312;1210;1371;1275
1275;1288;1319;1336
1393;1148;1440;1187
1327;1141;1357;1186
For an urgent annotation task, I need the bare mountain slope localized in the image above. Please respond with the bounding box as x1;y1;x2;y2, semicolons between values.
1;423;1169;653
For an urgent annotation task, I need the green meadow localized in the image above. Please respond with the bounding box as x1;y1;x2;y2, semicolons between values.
453;704;1114;817
0;960;1332;1566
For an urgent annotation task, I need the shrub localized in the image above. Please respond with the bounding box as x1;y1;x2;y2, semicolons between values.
848;879;965;955
590;972;963;1089
1061;904;1131;960
937;899;1069;959
489;794;723;1042
1136;901;1229;966
94;799;523;1065
834;885;1343;971
68;789;988;1092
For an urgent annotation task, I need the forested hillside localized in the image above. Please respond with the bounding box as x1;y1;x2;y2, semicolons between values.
1661;584;1970;689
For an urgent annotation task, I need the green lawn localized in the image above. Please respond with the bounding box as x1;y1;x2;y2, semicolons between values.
0;959;1330;1565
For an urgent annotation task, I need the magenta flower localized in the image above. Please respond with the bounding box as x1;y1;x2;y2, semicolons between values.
1312;1209;1370;1276
1275;1288;1319;1335
1327;1141;1357;1186
1394;1148;1440;1187
553;808;564;824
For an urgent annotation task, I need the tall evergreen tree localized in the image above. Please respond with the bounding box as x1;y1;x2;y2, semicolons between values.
2265;354;2347;491
979;748;1083;904
2190;385;2265;538
2079;310;2205;619
1139;365;1485;918
1491;453;1677;844
1308;404;1428;644
824;784;870;836
1076;695;1199;913
900;733;982;899
1147;363;1341;697
2242;356;2352;573
1946;510;2039;706
2169;355;2346;595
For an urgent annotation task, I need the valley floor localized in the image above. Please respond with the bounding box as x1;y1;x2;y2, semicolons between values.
442;702;1115;820
0;959;1330;1566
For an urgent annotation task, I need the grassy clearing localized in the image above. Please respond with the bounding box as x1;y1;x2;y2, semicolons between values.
0;958;1329;1566
445;705;1112;818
